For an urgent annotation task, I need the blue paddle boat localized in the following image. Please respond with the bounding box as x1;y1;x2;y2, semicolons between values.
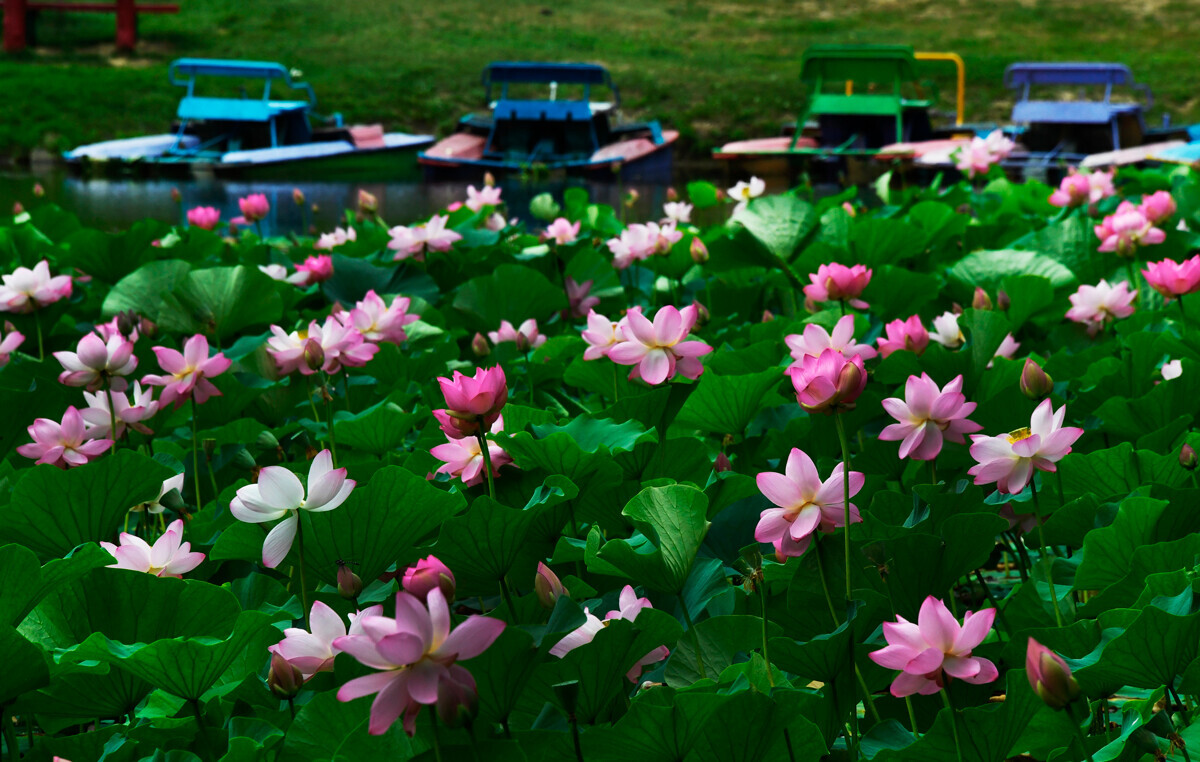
418;62;678;182
65;58;434;180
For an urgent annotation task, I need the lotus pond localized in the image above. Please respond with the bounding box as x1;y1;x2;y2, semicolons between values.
3;161;1200;762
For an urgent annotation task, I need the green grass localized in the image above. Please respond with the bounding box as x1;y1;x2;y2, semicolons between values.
2;0;1199;160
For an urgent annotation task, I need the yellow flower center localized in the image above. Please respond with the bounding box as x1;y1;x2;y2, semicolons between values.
1007;427;1033;444
298;329;309;340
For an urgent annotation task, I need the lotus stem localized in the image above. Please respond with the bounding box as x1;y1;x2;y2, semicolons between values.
342;369;352;413
33;310;43;361
906;696;920;739
940;688;964;762
813;536;840;628
295;512;310;629
525;349;536;405
679;595;707;680
107;387;119;453
1031;482;1064;627
1127;260;1141;310
475;424;497;500
569;710;585;762
190;398;202;512
974;569;1012;636
758;580;774;687
427;705;444;762
834;411;853;602
1069;714;1097;762
782;728;796;762
1168;683;1191;728
1;708;18;762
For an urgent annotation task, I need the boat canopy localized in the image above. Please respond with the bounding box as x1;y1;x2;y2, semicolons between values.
482;62;619;108
168;58;319;121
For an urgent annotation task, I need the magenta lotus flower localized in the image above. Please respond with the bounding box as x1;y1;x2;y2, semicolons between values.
545;217;581;245
401;556;457;602
755;447;863;559
388;215;462;261
53;332;137;392
17;405;111;467
803;263;872;310
1139;190;1176;225
238;193;270;222
334;588;506;735
266;325;307;376
880;374;983;461
343;290;419;345
968;399;1083;494
1142;255;1200;301
431;414;514;486
141;334;231;408
549;585;670;682
0;260;72;313
1048;172;1092;208
488;319;547;352
315;226;357;251
268;600;348;679
0;322;24;367
565;277;599;318
877;316;930;358
786;314;877;367
1065;279;1137;335
662;201;692;224
929;311;964;348
186;206;221;230
1095;202;1165;256
868;596;998;697
100;518;204;578
581;309;626;360
786;348;866;414
606;224;657;269
287;254;334;287
535;562;568;608
433;365;508;439
93;315;138;344
229;449;355;568
81;381;159;438
465;184;502;213
988;333;1021;369
305;316;379;374
607;304;712;385
1026;637;1081;710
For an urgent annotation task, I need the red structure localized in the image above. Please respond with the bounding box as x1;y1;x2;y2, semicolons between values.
3;0;179;52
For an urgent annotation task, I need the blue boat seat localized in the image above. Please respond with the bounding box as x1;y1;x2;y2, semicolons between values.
177;97;309;123
1012;101;1143;126
493;99;593;122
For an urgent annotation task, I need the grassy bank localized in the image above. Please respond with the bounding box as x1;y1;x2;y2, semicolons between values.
3;0;1198;161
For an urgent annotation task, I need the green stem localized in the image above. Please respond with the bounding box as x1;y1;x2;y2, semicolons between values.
679;596;707;680
759;581;774;686
305;375;324;448
107;386;120;452
475;426;497;500
2;707;17;762
296;512;310;629
323;375;338;466
834;412;854;603
1031;482;1064;627
342;369;352;413
782;729;796;762
612;362;620;403
569;712;585;762
813;536;840;627
190;398;203;511
190;698;213;762
1169;683;1192;728
1127;260;1141;310
34;310;43;361
427;705;444;762
940;688;964;762
525;349;535;405
930;459;937;486
1069;713;1097;762
1179;297;1189;321
498;576;516;614
840;299;847;318
974;569;1012;636
905;696;920;739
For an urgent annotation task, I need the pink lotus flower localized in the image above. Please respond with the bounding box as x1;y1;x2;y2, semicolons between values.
1048;172;1091;208
93;315;138;344
17;405;112;467
100;519;204;578
488;319;546;352
988;333;1021;368
535;562;568;608
433;365;508;439
786;348;866;414
0;260;73;313
229;449;355;568
131;473;184;515
545;217;580;245
342;290;419;345
465;184;502;213
1142;255;1200;301
565;277;599;318
268;600;350;679
484;212;507;232
1139;191;1176;225
1065;279;1137;335
1087;170;1116;203
53;332;137;392
581;310;626;360
968;399;1083;494
141;334;232;408
186;206;221;230
876;316;930;358
315;227;357;251
607;304;712;385
308;316;379;373
259;264;289;282
238;193;270;222
929;311;964;348
0;322;23;367
803;263;872;310
755;447;863;559
662;201;692;224
1026;637;1081;710
868;596;998;697
880;374;983;461
266;325;307;376
786;314;877;367
81;381;158;438
287;254;334;287
606;224;657;269
647;220;684;254
956;129;1014;178
1095;202;1165;256
549;585;670;682
334;588;506;735
431;415;514;486
357;189;378;215
388;216;462;261
401;556;456;602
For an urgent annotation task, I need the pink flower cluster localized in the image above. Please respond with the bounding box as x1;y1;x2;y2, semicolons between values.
955;129;1015;178
431;415;514;486
585;304;712;385
0;260;72;313
549;585;670;682
388;215;463;261
1048;169;1115;208
606;221;683;268
1065;279;1137;335
267;289;417;377
803;263;872;310
1095;197;1170;256
1143;254;1200;301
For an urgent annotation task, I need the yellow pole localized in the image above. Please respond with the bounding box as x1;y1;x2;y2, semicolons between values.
915;51;966;126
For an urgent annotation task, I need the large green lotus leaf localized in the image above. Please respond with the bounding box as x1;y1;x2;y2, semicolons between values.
999;274;1056;330
960;308;1011;382
664;614;782;687
320;253;404;306
302;465;467;588
769;605;862;721
1074;496;1168;592
583;686;723;762
947;249;1076;291
452;263;568;330
433;476;577;596
1095;366;1200;442
1059;445;1188;502
59;227;148;284
332;397;421;455
459;626;540;728
733;193;816;262
1081;534;1200;613
593;485;711;594
690;688;828;762
0;450;175;560
0;625;50;704
850;217;929;267
859;265;941;320
1020;213;1110;286
0;542;112;627
673;368;782;436
101;258;192;321
278;688;415;762
157;265;284;341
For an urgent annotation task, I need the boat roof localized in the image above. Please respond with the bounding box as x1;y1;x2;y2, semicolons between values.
800;45;921;87
168;58;318;123
1004;61;1152;127
482;62;619;108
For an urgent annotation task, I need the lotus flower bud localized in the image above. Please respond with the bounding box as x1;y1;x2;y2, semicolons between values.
337;563;364;601
256;430;280;449
1020;358;1054;399
483;172;496;187
139;317;158;338
357;189;378;215
471;332;491;357
762;310;775;322
715;188;727;202
690;237;709;264
1181;444;1198;471
534;561;568;609
170;187;181;204
268;652;304;699
303;338;325;372
692;300;710;326
842;201;856;217
714;452;732;473
997;290;1011;311
115;310;139;338
666;186;679;201
836;360;864;401
292;188;305;206
12;202;23;215
232;448;257;470
1025;638;1081;710
33;183;45;198
402;556;456;603
972;287;993;311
